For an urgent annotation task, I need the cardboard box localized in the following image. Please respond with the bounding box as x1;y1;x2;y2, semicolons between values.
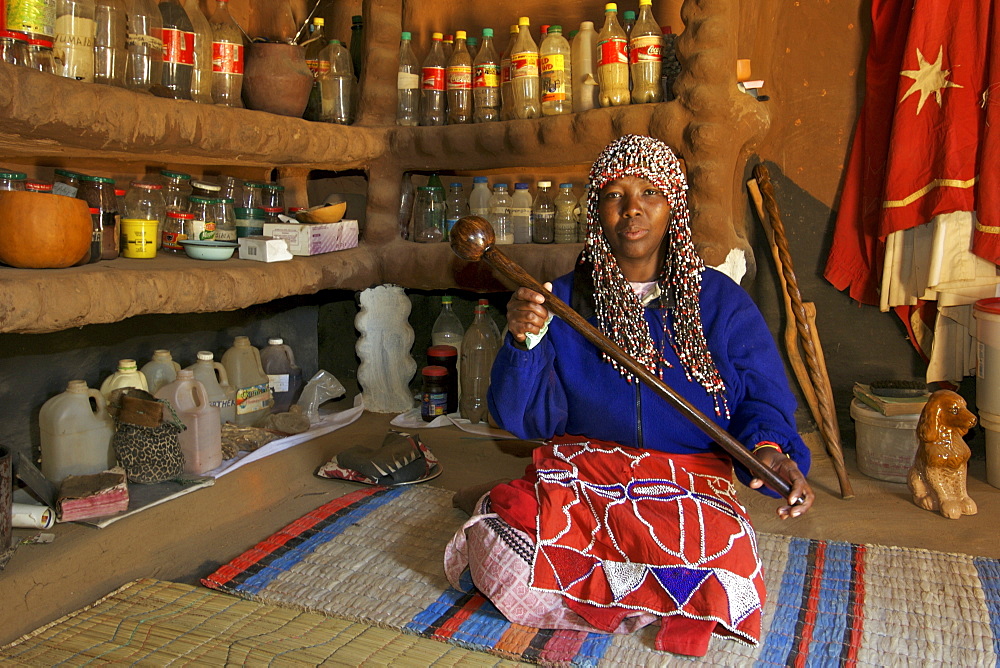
238;236;293;262
262;219;360;256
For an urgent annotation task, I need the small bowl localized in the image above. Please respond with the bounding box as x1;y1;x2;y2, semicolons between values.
179;240;238;261
295;201;346;224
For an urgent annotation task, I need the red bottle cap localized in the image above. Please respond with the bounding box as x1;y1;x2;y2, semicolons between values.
422;365;448;376
427;345;458;357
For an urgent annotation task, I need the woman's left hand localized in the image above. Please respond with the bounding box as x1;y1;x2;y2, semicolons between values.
748;449;815;519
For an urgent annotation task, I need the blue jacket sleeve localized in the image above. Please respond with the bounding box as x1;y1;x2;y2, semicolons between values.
487;334;569;440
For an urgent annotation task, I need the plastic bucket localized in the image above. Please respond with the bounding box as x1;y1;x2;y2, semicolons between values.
121;218;158;258
973;298;1000;414
978;410;1000;488
850;399;920;483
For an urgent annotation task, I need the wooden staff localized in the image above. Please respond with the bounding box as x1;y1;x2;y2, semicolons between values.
750;164;854;499
451;215;797;501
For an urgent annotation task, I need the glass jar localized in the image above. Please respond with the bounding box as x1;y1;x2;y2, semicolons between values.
213;197;237;241
420;365;448;422
186;196;217;241
234;207;264;238
412;186;444;242
190;179;221;199
160;169;192;212
0;171;28;191
125;181;166;248
218;175;242;205
262;183;285;223
27;38;56;73
26;180;54;193
53;168;84;197
241;181;264;209
79;174;119;260
162;210;193;251
0;30;30;66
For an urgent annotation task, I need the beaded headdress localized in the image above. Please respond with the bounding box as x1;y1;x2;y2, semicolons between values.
582;134;728;415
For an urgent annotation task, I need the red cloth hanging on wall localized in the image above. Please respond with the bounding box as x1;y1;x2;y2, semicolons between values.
825;0;995;305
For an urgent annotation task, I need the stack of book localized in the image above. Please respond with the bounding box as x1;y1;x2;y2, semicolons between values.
852;383;929;416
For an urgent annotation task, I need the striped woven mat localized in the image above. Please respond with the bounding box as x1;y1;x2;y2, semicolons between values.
201;485;1000;666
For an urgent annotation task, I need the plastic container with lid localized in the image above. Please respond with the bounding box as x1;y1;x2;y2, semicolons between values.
241;181;264;209
262;183;285;223
162;210;194;251
125;180;166;248
235;207;265;238
100;359;149;401
977;410;1000;489
850;399;919;483
53;169;84;197
161;169;192;212
260;337;303;413
186;196;217;241
186;350;236;425
974;297;1000;415
155;369;222;474
221;335;273;427
427;344;458;413
140;349;181;394
79;174;120;260
0;170;28;192
421;365;448;422
39;380;116;485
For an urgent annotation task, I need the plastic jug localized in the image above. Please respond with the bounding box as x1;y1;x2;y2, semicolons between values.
260;337;304;413
99;359;149;401
39;380;116;484
186;351;237;425
155;369;222;474
221;336;273;426
140;349;181;394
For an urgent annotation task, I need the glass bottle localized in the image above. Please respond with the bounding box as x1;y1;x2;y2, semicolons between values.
302;17;327;121
499;24;517;121
79;174;119;260
554;183;577;243
53;168;83;197
319;39;355;125
1;30;30;66
161;169;192;211
531;180;554;244
209;0;243;107
348;14;363;80
214;197;236;241
572;21;599;112
218;174;242;204
125;180;166;247
597;2;630;107
94;0;127;86
489;183;512;245
27;37;56;72
241;180;264;209
419;32;446;126
460;303;497;424
630;0;664;104
183;0;212;103
54;0;96;82
468;176;491;218
412;186;444;243
431;295;464;351
510;16;540;119
446;30;472;124
124;0;163;92
396;31;419;126
540;25;572;116
157;0;195;100
0;171;28;192
444;182;466;240
472;28;499;123
262;182;284;222
511;182;532;244
186;195;216;240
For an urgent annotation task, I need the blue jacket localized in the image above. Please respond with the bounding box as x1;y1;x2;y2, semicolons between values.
487;266;811;495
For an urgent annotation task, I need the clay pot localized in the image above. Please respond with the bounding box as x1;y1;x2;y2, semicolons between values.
242;43;313;118
0;191;91;268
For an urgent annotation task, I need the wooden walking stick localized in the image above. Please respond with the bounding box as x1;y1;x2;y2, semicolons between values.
451;215;800;502
750;164;854;499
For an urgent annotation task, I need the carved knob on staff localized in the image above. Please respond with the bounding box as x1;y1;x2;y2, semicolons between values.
450;215;495;262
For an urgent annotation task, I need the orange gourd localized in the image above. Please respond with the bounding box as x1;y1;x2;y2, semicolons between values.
0;191;92;268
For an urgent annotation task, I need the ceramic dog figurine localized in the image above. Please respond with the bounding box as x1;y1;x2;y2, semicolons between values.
907;390;977;519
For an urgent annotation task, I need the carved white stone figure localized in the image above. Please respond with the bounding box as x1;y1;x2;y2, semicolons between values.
355;285;417;413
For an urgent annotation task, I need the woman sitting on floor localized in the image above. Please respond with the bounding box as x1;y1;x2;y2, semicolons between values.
444;134;814;657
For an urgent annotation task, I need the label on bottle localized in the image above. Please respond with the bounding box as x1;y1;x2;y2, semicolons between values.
511;206;532;218
235;383;272;415
397;71;420;90
421;65;445;91
52;182;78;197
500;58;511;85
127;31;164;52
267;374;290;393
629;34;664;63
511;51;538;79
162;230;187;251
54;15;96;82
8;0;55;38
215;227;237;242
189;220;216;241
474;63;498;88
209;397;236;409
540;54;568;102
598;36;628;66
446;64;472;90
212;41;244;74
162;28;195;66
316;58;330;75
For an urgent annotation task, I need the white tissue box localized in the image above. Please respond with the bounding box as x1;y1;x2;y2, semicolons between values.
238;236;293;262
262;219;360;256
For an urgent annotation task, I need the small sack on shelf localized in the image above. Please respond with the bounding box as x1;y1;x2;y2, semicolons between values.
111;389;186;484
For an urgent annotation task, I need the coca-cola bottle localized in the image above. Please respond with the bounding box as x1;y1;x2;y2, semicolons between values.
499;23;517;121
156;0;194;99
446;30;472;124
419;32;446;126
596;2;629;107
630;0;664;103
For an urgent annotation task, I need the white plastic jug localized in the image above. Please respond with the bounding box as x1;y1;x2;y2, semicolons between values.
140;349;182;395
186;351;237;425
99;359;149;402
39;380;116;484
260;337;304;413
221;336;273;427
155;369;223;475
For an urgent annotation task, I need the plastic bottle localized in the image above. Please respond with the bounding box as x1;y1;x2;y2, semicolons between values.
54;0;96;82
511;182;533;244
577;185;590;241
660;26;680;102
396;31;419;126
100;358;149;401
419;32;446;126
208;0;243;107
157;0;194;100
460;303;497;424
6;0;55;42
445;182;466;239
93;0;127;86
531;180;555;244
319;39;356;124
472;28;499;122
510;16;540;120
621;10;636;36
466;35;478;61
124;0;162;91
572;21;599;112
468;176;491;219
186;350;236;425
348;14;363;79
597;3;629;107
554;183;578;243
259;337;303;414
540;25;572;116
446;30;472;124
488;183;512;245
221;335;273;427
39;380;115;484
499;24;517;121
155;369;222;475
303;17;327;121
183;0;213;104
478;297;503;347
442;33;453;61
140;349;181;394
431;295;464;352
630;0;664;104
412;186;444;242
